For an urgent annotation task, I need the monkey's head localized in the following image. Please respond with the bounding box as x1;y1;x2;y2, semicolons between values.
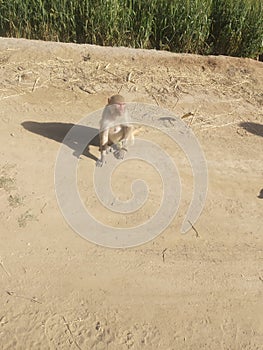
108;94;126;115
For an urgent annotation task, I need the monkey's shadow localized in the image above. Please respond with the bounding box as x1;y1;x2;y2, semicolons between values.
21;121;100;161
239;122;263;137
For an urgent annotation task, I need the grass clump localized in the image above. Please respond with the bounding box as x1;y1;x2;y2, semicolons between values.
17;209;37;227
8;194;24;208
0;175;15;191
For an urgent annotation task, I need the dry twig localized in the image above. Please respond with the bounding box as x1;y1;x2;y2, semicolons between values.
181;112;194;119
6;290;42;304
40;203;47;214
62;316;83;350
32;77;40;92
162;248;168;262
188;220;200;238
0;257;11;277
152;94;160;106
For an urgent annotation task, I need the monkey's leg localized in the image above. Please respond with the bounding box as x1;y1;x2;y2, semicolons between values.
106;128;124;160
96;150;107;167
109;129;125;160
113;126;133;160
125;125;134;146
96;130;109;167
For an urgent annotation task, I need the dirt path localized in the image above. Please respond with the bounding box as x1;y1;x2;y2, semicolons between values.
0;38;262;349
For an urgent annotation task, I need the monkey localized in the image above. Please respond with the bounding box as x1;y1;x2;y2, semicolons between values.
96;95;134;167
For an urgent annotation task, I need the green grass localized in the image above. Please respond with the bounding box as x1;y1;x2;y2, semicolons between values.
209;0;263;56
0;0;262;58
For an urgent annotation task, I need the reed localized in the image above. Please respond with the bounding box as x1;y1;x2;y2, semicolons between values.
0;0;262;58
209;0;263;56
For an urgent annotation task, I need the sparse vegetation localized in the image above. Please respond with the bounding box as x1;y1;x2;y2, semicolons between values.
0;175;15;191
17;210;37;227
0;0;262;58
8;194;24;208
0;164;16;191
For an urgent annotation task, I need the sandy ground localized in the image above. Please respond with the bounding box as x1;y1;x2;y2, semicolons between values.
0;37;262;349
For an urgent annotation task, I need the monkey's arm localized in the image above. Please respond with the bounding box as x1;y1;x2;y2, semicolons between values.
113;125;134;160
120;125;134;149
96;128;109;167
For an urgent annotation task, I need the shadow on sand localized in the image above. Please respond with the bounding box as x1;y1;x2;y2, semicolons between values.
21;121;100;161
239;122;263;199
239;122;263;137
